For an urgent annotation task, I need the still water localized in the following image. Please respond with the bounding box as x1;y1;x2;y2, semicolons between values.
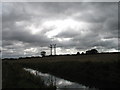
24;68;97;90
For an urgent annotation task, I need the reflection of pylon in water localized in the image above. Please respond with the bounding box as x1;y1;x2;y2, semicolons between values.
49;44;56;55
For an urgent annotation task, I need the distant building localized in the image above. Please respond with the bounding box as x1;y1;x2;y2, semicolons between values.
86;49;98;54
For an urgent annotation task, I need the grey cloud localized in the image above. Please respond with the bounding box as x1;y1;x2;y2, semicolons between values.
55;29;80;38
2;2;119;58
74;2;117;22
3;28;51;47
2;3;31;23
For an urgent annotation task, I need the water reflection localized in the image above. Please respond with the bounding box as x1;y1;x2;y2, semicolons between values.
24;68;97;90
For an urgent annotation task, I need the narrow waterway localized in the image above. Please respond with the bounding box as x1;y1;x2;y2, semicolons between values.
24;68;97;90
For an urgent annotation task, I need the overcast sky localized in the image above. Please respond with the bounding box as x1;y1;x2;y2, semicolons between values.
2;2;119;58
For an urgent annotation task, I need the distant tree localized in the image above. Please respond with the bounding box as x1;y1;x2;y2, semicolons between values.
41;51;46;57
76;52;80;55
81;52;85;55
86;50;91;54
86;49;98;54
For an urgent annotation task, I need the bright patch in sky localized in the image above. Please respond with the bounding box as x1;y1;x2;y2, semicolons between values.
106;48;118;52
43;19;89;38
25;18;91;39
56;38;72;42
24;48;37;52
26;24;43;35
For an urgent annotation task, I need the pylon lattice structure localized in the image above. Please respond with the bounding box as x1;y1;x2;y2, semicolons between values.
49;44;56;55
53;44;56;55
50;44;52;55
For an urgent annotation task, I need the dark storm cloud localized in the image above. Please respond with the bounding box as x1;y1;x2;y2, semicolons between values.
3;27;51;46
2;2;119;58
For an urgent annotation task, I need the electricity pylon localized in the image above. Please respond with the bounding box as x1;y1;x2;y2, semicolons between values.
53;44;56;55
49;44;56;55
50;44;52;55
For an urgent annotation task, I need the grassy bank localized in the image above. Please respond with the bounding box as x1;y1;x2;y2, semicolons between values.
18;61;120;90
2;61;56;89
3;53;120;89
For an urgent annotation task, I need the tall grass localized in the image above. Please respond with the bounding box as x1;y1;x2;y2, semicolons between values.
20;61;120;89
2;61;56;89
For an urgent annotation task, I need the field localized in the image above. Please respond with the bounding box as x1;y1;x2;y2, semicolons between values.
2;53;120;89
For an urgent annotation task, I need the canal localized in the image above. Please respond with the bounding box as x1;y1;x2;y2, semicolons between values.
24;68;98;90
